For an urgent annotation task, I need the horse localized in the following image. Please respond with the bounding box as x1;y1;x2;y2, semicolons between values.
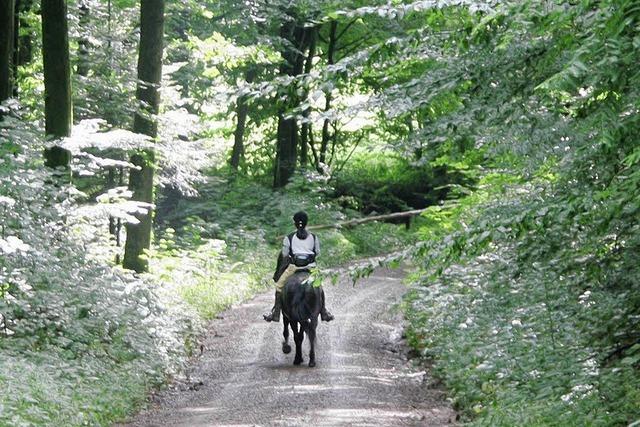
280;270;322;367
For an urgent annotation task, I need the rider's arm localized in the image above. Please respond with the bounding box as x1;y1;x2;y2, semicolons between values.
314;235;320;257
282;235;290;258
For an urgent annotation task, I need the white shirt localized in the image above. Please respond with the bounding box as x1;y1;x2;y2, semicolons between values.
282;232;320;267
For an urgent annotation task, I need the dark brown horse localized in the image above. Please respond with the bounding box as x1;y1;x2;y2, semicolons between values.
280;270;322;367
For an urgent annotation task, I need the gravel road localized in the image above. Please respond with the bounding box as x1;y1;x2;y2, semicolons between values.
119;268;456;426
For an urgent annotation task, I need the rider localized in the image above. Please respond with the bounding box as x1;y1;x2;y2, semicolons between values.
263;211;334;323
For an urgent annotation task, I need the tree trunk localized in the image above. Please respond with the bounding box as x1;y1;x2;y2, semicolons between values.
0;0;16;102
230;67;256;170
132;0;164;138
12;0;19;97
300;27;317;168
41;0;72;174
274;110;298;187
123;0;165;273
76;0;90;77
41;0;72;138
320;20;337;165
123;153;154;272
273;20;310;188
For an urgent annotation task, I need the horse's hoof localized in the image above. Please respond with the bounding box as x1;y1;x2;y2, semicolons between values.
282;344;292;354
308;360;316;368
294;358;303;365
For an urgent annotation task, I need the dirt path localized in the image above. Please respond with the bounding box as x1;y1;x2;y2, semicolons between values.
119;268;456;426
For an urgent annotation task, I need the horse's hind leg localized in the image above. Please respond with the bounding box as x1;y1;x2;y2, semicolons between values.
282;318;291;354
307;318;318;367
293;322;304;365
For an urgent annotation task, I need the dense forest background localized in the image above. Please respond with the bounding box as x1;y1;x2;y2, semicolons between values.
1;0;639;425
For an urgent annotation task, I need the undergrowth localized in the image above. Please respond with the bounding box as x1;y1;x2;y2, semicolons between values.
404;169;640;426
0;118;200;426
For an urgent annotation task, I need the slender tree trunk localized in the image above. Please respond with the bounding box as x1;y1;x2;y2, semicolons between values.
12;0;19;97
309;124;320;169
107;0;112;51
300;27;317;168
273;19;309;188
329;121;338;166
108;168;117;236
76;0;90;77
230;67;256;170
0;0;16;102
123;0;165;273
320;20;337;165
16;0;33;66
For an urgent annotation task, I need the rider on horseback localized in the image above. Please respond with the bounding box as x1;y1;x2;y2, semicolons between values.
263;211;335;323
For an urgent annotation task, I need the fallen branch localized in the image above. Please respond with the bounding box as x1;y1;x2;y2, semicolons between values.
277;209;427;240
275;208;428;241
313;208;428;231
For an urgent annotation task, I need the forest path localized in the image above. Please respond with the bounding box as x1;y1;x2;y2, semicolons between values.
118;268;455;426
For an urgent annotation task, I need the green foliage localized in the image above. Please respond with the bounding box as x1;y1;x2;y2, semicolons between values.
397;0;640;424
0;116;199;426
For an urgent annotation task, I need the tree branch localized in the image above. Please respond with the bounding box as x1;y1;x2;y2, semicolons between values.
335;18;358;42
332;132;365;176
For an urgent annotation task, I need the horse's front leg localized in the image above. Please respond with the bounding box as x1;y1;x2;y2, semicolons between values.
307;317;318;367
293;322;304;365
282;317;291;354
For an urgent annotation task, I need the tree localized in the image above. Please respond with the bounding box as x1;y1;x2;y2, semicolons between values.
273;14;315;187
16;0;34;67
76;0;90;77
230;67;256;170
299;26;317;167
122;0;165;273
0;0;16;102
41;0;72;172
319;20;337;166
41;0;72;138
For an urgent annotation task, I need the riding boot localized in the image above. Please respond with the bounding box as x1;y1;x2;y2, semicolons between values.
320;289;334;322
263;291;282;322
